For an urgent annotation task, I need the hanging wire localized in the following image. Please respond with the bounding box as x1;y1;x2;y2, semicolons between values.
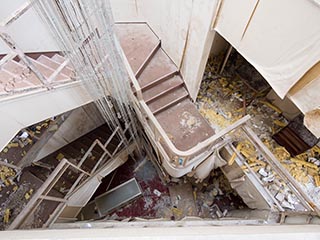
32;0;140;150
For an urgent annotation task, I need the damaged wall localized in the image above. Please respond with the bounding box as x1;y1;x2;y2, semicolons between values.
33;103;105;162
180;0;218;100
214;0;320;99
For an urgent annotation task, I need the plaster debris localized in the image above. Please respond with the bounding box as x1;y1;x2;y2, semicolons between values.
197;53;320;211
24;189;33;200
3;209;10;224
180;111;201;133
153;189;161;197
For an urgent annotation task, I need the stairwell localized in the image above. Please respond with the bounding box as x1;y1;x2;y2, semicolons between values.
0;53;93;152
5;124;134;230
114;22;320;221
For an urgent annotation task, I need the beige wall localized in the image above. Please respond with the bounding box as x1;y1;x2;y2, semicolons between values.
215;0;320;99
0;0;60;54
180;0;218;100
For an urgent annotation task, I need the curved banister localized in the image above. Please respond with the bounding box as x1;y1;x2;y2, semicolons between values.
139;100;251;158
121;41;250;161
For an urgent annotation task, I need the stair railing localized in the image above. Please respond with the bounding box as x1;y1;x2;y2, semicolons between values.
139;99;250;167
8;158;91;230
8;124;129;229
0;2;76;97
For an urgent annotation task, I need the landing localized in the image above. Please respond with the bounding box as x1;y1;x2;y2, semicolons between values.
156;99;214;151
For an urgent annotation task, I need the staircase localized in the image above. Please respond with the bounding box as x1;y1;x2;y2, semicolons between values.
0;53;73;96
116;23;248;177
7;124;133;230
0;53;92;151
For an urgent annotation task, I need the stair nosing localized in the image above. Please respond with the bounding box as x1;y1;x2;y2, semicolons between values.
28;57;69;79
141;70;178;92
145;81;184;104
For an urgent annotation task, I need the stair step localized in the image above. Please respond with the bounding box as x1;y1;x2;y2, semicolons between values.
59;146;81;160
137;48;177;87
148;87;189;115
2;60;41;88
27;57;69;82
88;132;119;149
115;24;160;73
21;170;64;198
155;98;215;151
0;70;15;92
2;60;27;75
20;170;45;189
37;55;73;76
39;155;60;168
51;54;72;68
144;75;184;103
140;70;177;92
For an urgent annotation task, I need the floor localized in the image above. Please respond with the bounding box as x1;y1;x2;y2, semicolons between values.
0;118;58;229
196;52;320;209
81;155;246;221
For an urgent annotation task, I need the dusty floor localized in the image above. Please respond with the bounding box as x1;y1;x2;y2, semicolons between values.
0;118;59;229
196;52;320;209
85;155;246;221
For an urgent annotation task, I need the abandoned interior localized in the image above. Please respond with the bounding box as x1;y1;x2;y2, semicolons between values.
0;0;320;239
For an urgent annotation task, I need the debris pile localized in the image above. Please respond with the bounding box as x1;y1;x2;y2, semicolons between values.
0;166;17;189
0;117;59;229
235;141;306;211
191;169;247;218
197;53;320;211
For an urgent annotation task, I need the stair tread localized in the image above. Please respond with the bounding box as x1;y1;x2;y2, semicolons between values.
138;48;177;88
37;55;73;77
51;54;67;64
27;167;74;197
1;61;41;88
21;170;64;198
155;98;215;151
143;75;184;103
115;24;160;73
28;57;69;82
147;86;188;114
2;60;27;75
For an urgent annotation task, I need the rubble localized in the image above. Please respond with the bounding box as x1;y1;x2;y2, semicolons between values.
24;189;33;200
3;209;10;224
197;54;320;211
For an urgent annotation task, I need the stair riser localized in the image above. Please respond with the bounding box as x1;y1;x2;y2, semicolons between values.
145;83;184;104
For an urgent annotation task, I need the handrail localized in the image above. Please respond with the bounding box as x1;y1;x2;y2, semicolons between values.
125;51;250;161
8;158;84;229
119;47;143;101
140;100;250;158
8;154;97;229
242;125;320;216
